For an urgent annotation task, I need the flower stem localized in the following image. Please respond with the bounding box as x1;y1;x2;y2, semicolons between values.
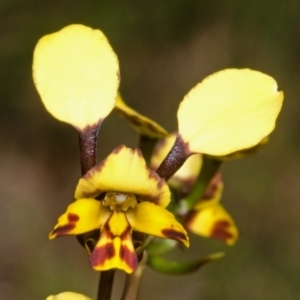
97;270;116;300
78;125;116;300
121;253;147;300
156;135;191;180
78;125;100;175
179;156;222;214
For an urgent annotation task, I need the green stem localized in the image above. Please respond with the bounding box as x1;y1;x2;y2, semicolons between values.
97;270;115;300
179;156;222;214
121;253;147;300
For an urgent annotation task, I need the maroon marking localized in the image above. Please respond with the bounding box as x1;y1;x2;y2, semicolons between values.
51;224;76;236
135;148;143;158
129;116;142;126
120;225;131;240
161;229;187;242
202;173;222;200
211;220;233;242
112;145;125;154
67;213;80;223
144;121;159;132
90;243;116;267
120;245;138;271
83;160;106;180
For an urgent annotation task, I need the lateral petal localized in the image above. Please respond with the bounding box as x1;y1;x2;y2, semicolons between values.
177;69;283;156
75;145;170;207
127;202;189;247
49;199;110;239
33;24;119;130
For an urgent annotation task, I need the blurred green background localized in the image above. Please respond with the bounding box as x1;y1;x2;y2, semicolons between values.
1;1;299;299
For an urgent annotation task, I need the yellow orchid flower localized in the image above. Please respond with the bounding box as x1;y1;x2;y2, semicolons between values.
50;146;189;273
151;134;237;245
33;24;119;131
46;292;92;300
185;173;238;245
177;69;284;156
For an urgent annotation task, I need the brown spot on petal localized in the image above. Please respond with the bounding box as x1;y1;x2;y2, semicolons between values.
68;213;80;223
51;224;76;236
120;225;131;240
90;243;116;267
202;173;222;200
112;144;125;154
211;220;233;242
135;148;143;158
161;228;187;242
120;245;138;271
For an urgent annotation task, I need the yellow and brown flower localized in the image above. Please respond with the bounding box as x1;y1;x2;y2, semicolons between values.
50;146;189;273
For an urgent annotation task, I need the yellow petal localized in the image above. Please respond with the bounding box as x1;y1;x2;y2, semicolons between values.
75;145;171;207
46;292;92;300
177;69;284;156
126;202;189;247
151;133;202;192
33;24;119;130
90;212;138;273
115;93;168;138
49;199;110;239
186;203;238;245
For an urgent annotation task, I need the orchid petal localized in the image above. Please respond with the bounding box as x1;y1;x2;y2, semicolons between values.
75;145;170;207
127;202;189;247
90;212;138;273
178;69;283;156
49;199;110;239
33;24;119;130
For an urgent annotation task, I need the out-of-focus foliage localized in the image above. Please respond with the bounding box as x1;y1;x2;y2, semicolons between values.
0;1;299;300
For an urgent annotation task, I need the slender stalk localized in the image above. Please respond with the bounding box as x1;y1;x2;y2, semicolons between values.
78;124;116;300
78;125;100;175
121;253;147;300
97;270;116;300
156;135;191;180
179;156;222;214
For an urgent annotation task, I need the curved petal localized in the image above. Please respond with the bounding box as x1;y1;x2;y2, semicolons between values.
186;203;238;245
177;69;284;156
49;199;110;239
33;24;119;131
127;202;189;247
90;212;138;273
115;94;168;138
75;145;171;207
151;133;202;192
46;292;92;300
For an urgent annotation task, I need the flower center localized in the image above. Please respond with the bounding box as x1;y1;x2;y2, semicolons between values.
103;192;137;212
